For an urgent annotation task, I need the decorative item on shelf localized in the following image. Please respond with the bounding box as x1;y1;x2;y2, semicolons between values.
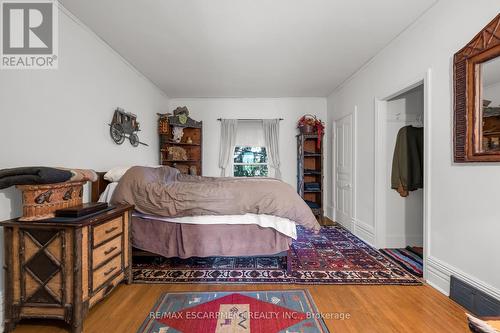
167;146;188;161
297;114;325;148
168;106;202;128
172;126;184;143
157;112;172;134
189;165;197;175
186;136;193;144
109;107;149;147
174;106;189;124
174;164;190;174
16;181;85;221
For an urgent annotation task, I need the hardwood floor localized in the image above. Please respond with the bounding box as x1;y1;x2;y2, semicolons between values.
12;282;468;333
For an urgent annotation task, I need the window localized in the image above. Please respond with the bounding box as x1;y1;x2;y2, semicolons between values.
233;146;268;177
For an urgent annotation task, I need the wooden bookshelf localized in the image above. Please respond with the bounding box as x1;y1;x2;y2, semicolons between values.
158;114;203;175
297;133;324;224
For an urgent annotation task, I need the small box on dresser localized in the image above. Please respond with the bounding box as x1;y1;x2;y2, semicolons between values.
0;204;134;333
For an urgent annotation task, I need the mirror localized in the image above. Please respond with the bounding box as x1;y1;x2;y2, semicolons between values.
453;13;500;162
481;57;500;152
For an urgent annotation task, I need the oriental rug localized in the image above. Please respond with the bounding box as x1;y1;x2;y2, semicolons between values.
137;290;329;333
133;225;421;285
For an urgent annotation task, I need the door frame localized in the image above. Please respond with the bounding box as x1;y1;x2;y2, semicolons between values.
332;108;357;231
374;69;432;281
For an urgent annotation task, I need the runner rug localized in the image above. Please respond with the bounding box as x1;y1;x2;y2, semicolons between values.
137;290;329;333
379;246;423;277
133;225;421;285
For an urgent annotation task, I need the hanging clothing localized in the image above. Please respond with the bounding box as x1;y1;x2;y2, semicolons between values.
391;125;423;197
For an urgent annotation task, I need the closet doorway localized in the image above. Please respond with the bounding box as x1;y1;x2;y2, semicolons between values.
374;70;431;280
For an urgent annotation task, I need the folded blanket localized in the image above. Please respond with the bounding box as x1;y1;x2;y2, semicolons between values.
0;167;72;189
0;167;98;189
111;166;321;232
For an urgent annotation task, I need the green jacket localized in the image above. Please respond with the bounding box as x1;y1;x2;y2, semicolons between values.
391;126;423;197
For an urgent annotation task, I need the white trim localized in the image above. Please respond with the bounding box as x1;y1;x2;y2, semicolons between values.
55;2;168;98
353;218;375;246
427;256;500;301
373;69;432;281
325;205;335;220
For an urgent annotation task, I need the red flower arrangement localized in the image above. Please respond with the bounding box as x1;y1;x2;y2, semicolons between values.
297;114;325;148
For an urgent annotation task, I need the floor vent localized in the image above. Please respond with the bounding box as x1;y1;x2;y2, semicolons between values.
450;276;500;316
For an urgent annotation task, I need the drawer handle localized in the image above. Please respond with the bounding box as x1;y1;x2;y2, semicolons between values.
105;226;118;234
104;246;118;255
104;266;117;276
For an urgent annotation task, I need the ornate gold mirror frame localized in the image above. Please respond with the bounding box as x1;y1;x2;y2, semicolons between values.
454;14;500;162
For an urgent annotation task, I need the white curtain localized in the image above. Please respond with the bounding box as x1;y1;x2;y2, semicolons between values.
218;119;238;176
262;119;282;179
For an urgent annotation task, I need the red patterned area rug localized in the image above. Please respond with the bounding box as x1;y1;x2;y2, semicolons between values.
137;290;329;333
133;225;421;285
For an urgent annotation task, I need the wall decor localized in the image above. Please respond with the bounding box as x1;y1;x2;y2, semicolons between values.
453;14;500;162
172;126;184;143
109;107;149;147
157;112;172;134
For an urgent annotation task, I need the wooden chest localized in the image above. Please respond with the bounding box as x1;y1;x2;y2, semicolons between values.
0;205;133;333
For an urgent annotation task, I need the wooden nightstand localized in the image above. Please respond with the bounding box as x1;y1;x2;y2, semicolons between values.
0;204;133;333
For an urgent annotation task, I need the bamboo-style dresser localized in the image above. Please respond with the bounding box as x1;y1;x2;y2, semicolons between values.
0;204;133;333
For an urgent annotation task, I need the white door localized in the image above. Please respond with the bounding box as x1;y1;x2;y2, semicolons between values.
334;113;354;228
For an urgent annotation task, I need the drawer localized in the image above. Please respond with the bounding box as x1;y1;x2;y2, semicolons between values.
93;255;122;292
92;236;122;269
89;272;124;308
93;217;122;247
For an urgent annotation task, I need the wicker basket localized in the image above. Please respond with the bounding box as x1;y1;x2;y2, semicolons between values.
16;181;85;221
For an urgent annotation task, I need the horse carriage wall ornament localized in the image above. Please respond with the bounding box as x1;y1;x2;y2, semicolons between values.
109;107;148;147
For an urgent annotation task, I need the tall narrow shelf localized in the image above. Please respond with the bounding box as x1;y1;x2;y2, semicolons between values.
158;114;203;175
297;133;324;224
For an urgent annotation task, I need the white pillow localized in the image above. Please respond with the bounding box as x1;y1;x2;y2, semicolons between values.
104;166;131;182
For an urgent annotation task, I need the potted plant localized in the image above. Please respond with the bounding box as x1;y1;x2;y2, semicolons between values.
297;114;325;148
297;114;324;134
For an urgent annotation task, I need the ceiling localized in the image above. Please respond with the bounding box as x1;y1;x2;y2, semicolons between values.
61;0;437;98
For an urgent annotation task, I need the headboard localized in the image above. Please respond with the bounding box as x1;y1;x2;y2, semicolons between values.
91;172;110;202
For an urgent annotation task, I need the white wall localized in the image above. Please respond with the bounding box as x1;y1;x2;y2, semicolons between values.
385;87;423;248
168;98;327;194
0;5;169;317
327;0;500;299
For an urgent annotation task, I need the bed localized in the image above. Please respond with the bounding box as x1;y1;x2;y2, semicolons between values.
91;166;320;271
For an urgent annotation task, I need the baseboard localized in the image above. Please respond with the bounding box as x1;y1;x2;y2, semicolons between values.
325;206;334;220
352;218;375;247
426;256;500;302
385;234;423;248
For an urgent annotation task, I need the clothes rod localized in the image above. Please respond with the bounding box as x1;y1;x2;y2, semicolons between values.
217;118;284;121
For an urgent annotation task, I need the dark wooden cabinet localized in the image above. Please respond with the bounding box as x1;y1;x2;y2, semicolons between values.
297;133;324;224
0;205;133;333
158;113;203;175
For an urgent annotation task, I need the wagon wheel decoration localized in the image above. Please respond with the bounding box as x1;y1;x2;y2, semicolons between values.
129;133;139;147
110;123;125;144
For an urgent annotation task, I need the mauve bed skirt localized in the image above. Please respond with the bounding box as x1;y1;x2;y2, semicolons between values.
131;216;292;259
